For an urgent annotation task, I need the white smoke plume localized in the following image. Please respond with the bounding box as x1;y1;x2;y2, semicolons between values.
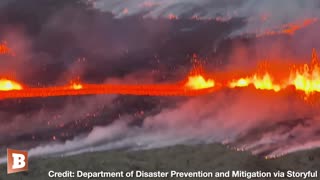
1;86;318;163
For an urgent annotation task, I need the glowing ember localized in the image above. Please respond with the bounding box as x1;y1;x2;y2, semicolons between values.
282;18;317;35
71;83;83;90
228;49;320;94
289;49;320;94
0;41;14;56
252;73;281;92
229;73;281;92
0;79;23;91
185;75;215;90
229;78;251;88
257;18;317;37
168;13;178;20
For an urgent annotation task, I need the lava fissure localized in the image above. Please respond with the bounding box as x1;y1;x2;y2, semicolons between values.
0;83;217;99
2;50;320;99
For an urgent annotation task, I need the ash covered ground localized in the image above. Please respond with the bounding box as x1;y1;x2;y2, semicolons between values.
1;0;320;174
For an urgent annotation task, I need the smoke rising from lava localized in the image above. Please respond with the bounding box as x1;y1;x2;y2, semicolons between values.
1;84;317;163
2;0;320;163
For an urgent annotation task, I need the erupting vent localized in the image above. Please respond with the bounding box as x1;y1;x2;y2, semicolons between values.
1;50;320;100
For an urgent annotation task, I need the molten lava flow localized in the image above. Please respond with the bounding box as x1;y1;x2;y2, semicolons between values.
0;79;23;91
2;49;320;99
227;49;320;95
0;74;217;99
289;49;320;94
282;18;317;35
229;73;281;92
229;77;250;88
257;18;317;37
185;75;215;90
252;73;281;92
71;83;83;90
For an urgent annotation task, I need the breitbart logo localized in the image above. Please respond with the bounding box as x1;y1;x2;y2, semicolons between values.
7;148;28;174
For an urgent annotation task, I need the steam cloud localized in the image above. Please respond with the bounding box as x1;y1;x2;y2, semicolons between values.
1;0;320;164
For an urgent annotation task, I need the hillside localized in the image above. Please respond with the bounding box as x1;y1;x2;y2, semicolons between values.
1;143;319;179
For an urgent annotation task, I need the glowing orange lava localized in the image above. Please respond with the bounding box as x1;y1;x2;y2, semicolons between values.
1;49;320;99
282;18;317;35
229;73;281;92
228;49;320;95
229;77;250;88
257;18;317;37
71;83;83;90
288;49;320;94
185;75;215;90
0;79;23;91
